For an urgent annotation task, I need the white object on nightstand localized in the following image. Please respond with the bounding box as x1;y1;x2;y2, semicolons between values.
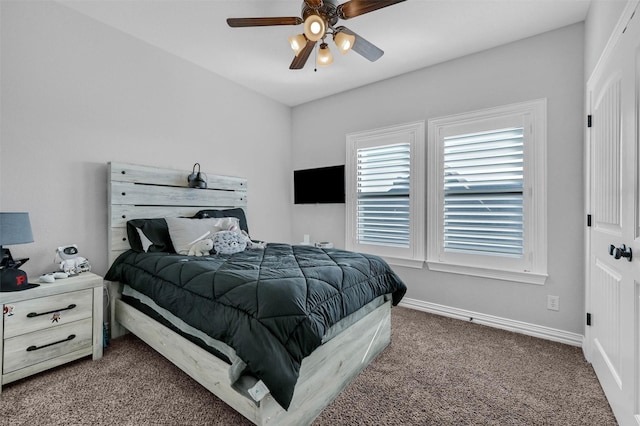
314;242;333;249
0;272;103;393
299;234;312;245
38;274;55;283
38;272;69;284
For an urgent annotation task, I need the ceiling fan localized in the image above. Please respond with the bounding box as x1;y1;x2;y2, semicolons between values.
227;0;406;70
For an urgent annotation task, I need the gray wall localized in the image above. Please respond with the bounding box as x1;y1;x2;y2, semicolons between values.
291;23;586;334
0;1;293;277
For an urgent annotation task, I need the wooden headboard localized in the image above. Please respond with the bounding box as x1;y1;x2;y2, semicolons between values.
107;162;248;265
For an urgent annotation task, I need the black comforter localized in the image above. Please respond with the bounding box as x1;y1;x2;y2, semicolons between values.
105;243;406;409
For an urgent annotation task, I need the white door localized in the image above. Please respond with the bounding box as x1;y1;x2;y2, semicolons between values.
586;3;640;425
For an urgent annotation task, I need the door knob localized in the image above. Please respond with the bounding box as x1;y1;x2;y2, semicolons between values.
609;244;633;261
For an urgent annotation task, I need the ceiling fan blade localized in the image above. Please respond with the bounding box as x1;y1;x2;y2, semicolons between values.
304;0;323;7
290;40;317;70
227;17;303;27
337;26;384;62
337;0;406;19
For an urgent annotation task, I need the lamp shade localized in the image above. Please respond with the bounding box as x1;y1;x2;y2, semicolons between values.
0;213;33;246
288;34;307;56
334;31;356;55
317;43;334;66
303;14;325;42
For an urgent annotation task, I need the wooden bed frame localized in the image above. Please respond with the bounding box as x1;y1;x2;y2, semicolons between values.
107;162;392;425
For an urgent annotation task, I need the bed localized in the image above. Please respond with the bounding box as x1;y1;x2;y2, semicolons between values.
105;162;406;425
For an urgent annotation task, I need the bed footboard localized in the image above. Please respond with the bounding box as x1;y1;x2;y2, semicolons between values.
115;298;391;425
115;299;258;418
259;299;391;425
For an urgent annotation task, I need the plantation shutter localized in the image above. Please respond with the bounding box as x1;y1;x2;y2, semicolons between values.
357;143;411;247
443;127;524;257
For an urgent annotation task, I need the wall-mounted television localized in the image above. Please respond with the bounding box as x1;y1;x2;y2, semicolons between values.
294;165;345;204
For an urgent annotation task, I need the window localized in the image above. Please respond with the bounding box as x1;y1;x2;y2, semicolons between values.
355;143;411;247
443;127;525;257
346;121;425;267
427;100;547;284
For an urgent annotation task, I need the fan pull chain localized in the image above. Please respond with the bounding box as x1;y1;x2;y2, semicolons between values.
314;43;318;72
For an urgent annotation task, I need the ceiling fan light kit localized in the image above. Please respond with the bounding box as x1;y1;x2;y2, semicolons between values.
334;30;355;54
303;14;326;41
317;42;334;66
227;0;406;70
288;34;307;56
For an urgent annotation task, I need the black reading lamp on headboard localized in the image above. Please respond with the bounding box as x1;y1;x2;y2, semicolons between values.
0;212;33;269
187;163;208;189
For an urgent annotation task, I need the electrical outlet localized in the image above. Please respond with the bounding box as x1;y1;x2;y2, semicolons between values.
547;295;560;311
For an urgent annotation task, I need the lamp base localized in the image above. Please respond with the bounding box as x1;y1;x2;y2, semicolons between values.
0;248;28;269
0;247;12;268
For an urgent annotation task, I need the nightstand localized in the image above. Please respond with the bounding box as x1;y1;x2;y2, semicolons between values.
0;272;103;392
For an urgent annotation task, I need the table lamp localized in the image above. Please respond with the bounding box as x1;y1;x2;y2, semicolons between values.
0;212;34;269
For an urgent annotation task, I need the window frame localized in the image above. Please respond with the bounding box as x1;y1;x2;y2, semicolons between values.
427;99;548;284
346;121;425;268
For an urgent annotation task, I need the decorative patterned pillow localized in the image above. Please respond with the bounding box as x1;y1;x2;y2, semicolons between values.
212;231;247;255
193;208;250;235
166;217;238;255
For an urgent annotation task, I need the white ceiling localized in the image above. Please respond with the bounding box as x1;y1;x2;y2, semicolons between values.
58;0;591;106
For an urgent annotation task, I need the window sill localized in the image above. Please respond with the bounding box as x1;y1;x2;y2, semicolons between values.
382;256;424;269
426;261;548;285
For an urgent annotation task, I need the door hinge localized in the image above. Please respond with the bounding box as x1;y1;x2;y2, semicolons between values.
586;312;592;326
587;115;592;128
587;214;592;227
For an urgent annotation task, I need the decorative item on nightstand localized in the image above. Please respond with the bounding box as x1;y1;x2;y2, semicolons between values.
314;242;334;249
0;212;38;292
55;244;91;275
300;234;312;246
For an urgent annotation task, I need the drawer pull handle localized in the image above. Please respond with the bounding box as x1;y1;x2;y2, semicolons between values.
26;334;76;352
27;304;77;318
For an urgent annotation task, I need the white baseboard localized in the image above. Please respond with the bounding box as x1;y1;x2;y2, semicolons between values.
398;298;584;347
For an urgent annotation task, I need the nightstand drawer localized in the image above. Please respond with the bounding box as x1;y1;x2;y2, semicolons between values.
3;289;93;338
3;317;93;374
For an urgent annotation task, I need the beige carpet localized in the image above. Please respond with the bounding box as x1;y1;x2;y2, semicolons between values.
0;307;617;425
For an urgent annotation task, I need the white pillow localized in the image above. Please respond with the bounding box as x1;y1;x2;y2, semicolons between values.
165;217;239;255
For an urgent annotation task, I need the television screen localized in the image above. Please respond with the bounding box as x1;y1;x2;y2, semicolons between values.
294;165;345;204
